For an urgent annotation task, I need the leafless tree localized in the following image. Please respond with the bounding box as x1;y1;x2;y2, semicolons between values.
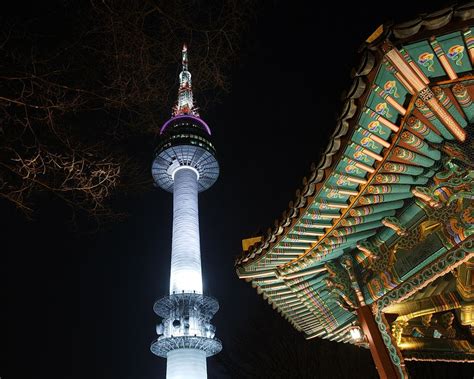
0;0;254;225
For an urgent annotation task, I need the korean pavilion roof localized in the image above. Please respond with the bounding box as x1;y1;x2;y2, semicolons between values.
236;2;474;347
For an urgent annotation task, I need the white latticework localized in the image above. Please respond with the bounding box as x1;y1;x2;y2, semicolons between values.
170;167;203;294
167;348;206;379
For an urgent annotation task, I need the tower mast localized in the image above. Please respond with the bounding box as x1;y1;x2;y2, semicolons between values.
173;44;198;117
150;45;221;379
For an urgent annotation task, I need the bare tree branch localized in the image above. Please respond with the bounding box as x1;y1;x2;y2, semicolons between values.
0;0;254;227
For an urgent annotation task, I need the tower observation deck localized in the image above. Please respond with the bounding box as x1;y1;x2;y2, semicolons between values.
150;45;221;379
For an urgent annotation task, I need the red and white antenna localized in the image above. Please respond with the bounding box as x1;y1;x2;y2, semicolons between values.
173;44;199;117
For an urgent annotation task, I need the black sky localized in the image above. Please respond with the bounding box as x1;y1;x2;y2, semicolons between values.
2;1;473;378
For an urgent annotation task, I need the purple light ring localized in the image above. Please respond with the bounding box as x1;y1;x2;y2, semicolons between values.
160;115;211;135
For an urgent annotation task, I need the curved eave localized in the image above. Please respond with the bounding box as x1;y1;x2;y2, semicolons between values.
236;5;474;273
246;270;359;345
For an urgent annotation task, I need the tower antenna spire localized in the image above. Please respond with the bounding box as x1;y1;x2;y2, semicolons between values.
182;43;188;71
173;43;198;117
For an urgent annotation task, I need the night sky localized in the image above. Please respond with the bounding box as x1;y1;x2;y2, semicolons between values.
2;1;472;378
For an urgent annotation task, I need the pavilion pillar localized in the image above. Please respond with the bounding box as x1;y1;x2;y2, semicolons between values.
357;305;401;379
340;255;404;378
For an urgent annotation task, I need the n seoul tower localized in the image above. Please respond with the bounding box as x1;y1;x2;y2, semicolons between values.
150;45;222;378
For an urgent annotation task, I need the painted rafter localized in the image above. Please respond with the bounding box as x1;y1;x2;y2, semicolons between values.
235;6;474;350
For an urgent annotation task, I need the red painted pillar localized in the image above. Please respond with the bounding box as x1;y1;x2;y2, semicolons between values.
357;305;401;379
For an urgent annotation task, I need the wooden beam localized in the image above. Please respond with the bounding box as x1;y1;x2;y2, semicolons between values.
357;305;402;379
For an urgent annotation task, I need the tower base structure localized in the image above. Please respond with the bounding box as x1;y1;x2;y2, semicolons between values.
151;293;222;378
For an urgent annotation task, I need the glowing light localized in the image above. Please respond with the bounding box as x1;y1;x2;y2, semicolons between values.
172;165;200;181
349;325;364;342
170;270;202;295
160;115;212;136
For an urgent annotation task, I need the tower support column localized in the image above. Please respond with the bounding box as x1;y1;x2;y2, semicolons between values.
170;167;202;295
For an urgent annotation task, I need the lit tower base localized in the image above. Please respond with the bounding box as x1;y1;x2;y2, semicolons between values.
150;45;222;379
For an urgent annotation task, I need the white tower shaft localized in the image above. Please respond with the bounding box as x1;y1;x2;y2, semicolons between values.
167;349;207;379
170;167;203;295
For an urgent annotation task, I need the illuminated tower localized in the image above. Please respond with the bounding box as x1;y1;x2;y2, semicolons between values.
150;45;222;379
